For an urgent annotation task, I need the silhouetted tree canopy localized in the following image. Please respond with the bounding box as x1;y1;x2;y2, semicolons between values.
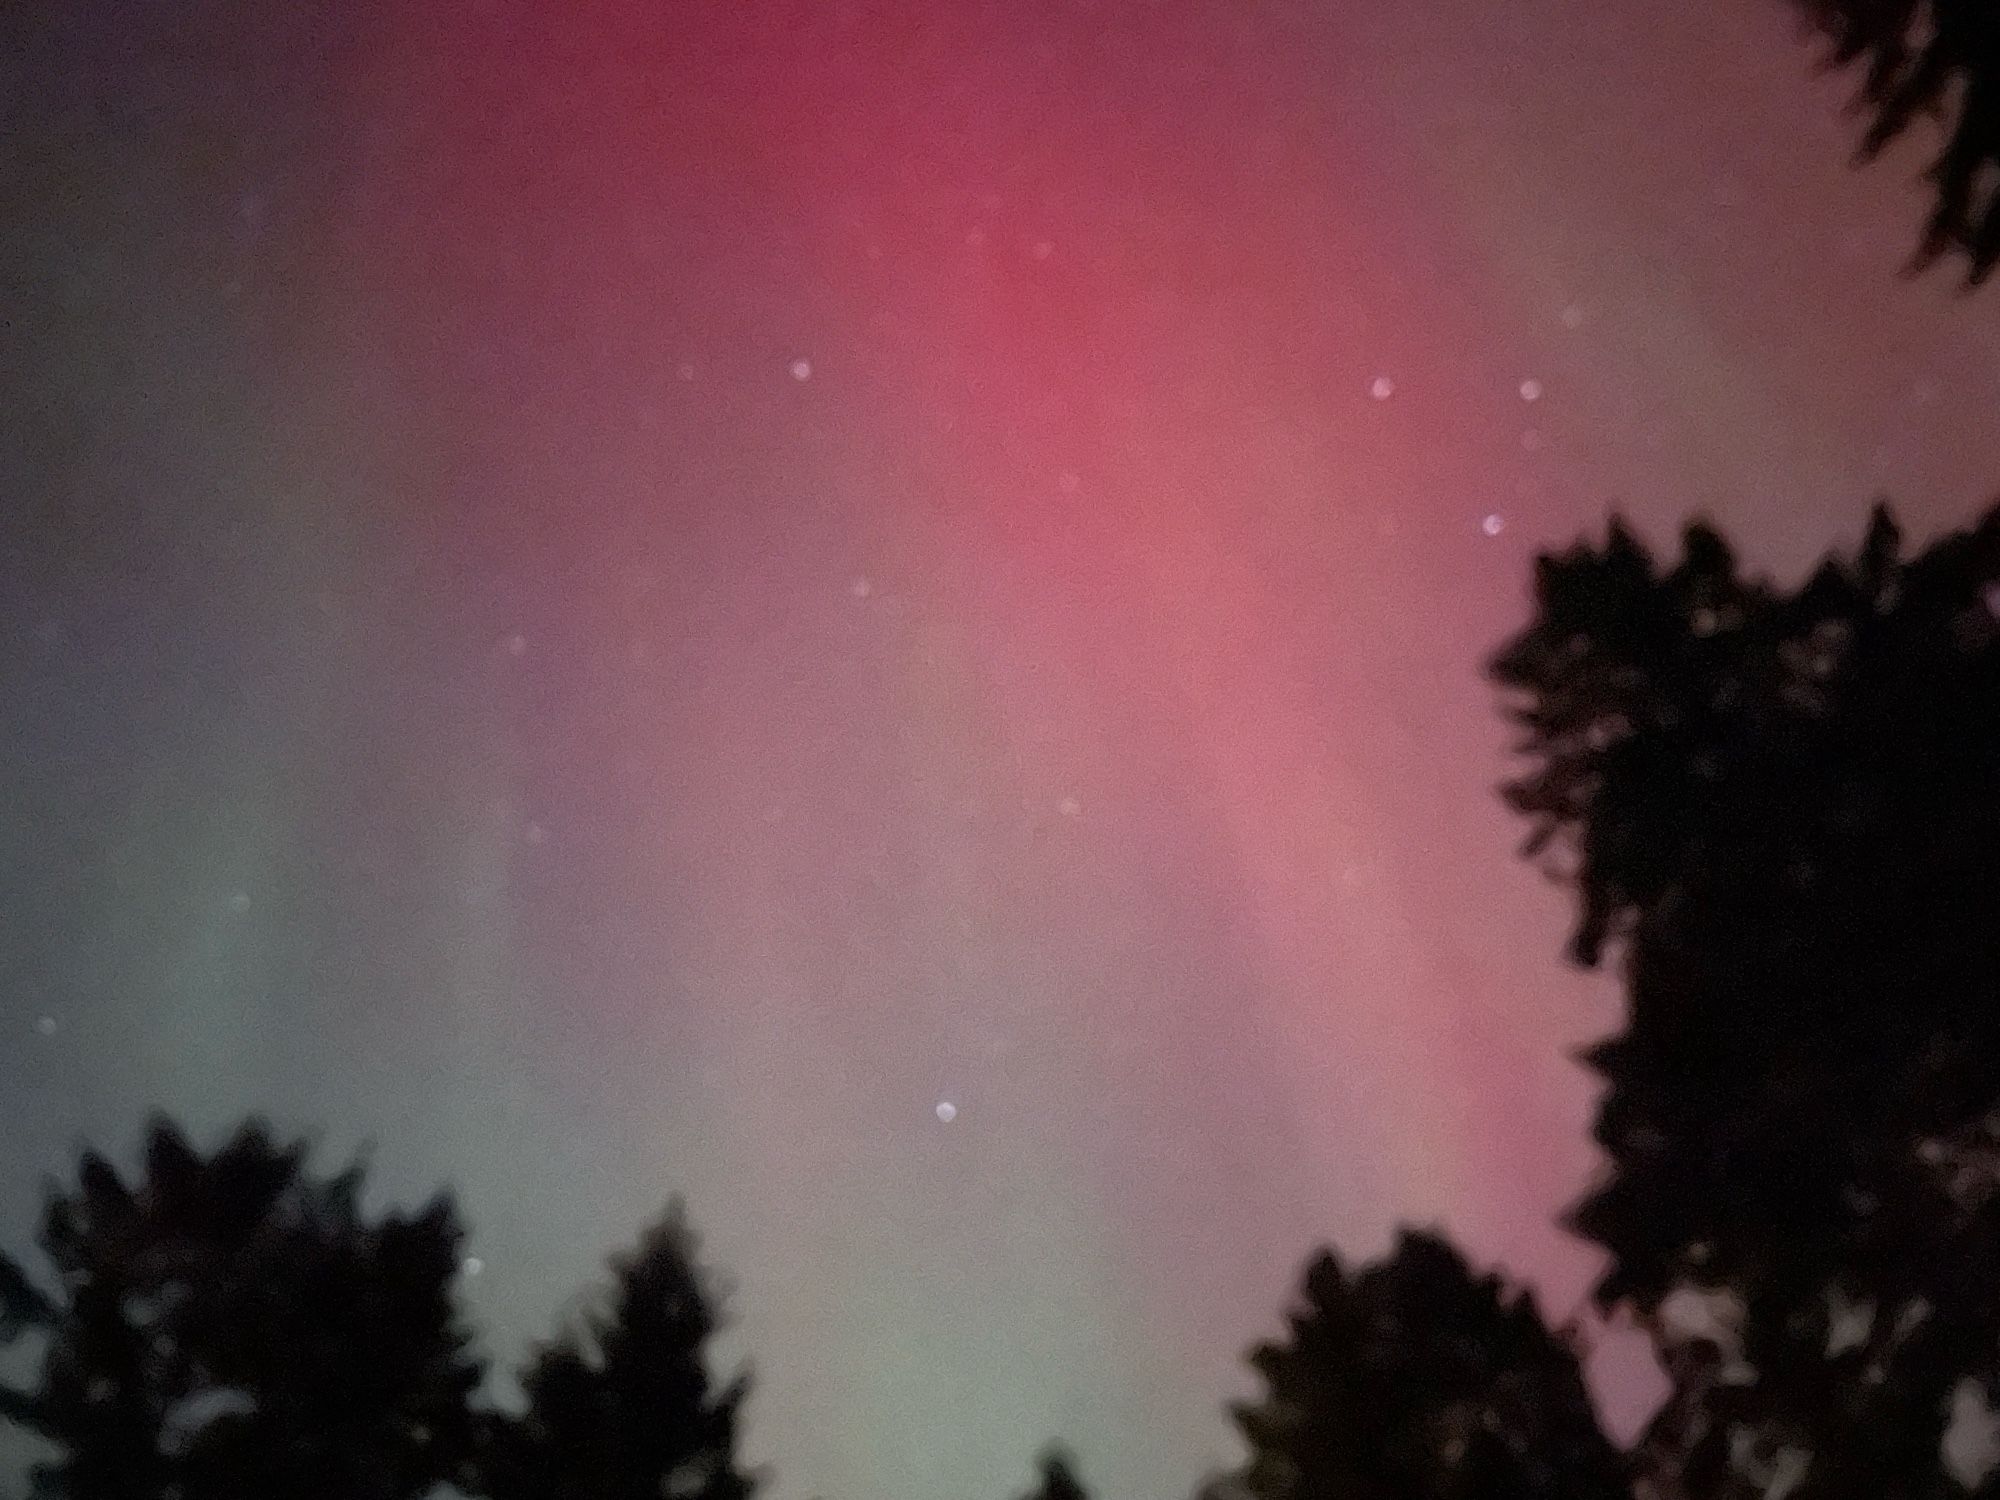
1216;1231;1627;1500
17;489;2000;1500
482;1200;756;1500
1791;0;2000;282
1018;1445;1091;1500
1491;501;2000;1500
0;1116;483;1500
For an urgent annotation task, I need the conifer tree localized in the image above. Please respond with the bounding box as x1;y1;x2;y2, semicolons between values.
1219;1232;1627;1500
1018;1446;1090;1500
1789;1;2000;282
482;1200;755;1500
0;1116;482;1500
1490;501;2000;1499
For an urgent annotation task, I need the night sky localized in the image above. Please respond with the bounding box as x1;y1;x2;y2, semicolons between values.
7;2;2000;1498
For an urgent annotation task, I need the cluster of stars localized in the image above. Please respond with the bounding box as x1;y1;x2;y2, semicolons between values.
807;336;1539;1152
1362;370;1546;538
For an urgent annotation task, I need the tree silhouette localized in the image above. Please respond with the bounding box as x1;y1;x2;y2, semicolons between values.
0;1115;483;1500
1214;1231;1627;1500
1017;1445;1090;1500
1490;502;2000;1499
1789;0;2000;282
481;1200;756;1500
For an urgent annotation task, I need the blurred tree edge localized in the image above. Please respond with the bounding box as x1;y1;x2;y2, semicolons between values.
482;1198;758;1500
1791;0;2000;284
1204;1232;1628;1500
1018;1446;1092;1500
0;1116;483;1500
1491;499;2000;1500
0;1119;757;1500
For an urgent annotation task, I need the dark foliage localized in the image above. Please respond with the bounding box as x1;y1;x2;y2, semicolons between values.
1018;1446;1091;1500
0;1116;483;1500
481;1200;756;1500
1791;0;2000;282
1490;501;2000;1499
1215;1231;1628;1500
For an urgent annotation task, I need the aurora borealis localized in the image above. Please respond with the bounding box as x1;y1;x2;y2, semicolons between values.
8;2;2000;1497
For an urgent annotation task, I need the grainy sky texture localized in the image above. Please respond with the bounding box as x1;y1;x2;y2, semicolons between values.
6;3;2000;1499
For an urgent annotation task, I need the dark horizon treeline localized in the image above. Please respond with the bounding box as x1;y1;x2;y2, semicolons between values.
12;499;2000;1500
0;1118;753;1500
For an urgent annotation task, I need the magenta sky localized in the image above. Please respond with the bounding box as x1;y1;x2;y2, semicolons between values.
7;3;2000;1499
